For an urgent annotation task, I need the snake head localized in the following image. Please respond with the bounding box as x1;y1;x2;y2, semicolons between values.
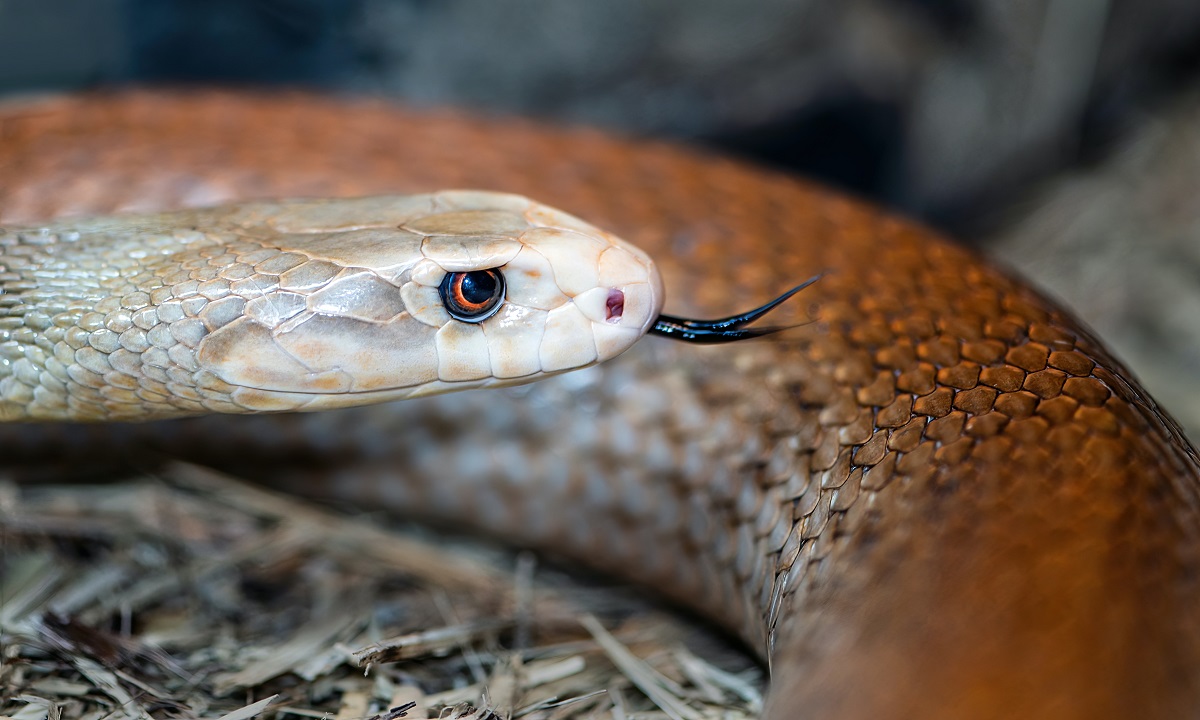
193;191;664;413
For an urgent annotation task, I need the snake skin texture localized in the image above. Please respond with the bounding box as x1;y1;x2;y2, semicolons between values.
1;91;1199;719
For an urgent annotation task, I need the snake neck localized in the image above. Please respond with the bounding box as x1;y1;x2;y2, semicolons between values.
0;216;329;421
1;220;200;420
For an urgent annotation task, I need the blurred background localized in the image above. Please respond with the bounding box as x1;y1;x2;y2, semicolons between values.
1;0;1198;437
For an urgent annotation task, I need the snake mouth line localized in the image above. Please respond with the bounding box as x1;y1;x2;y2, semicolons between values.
242;367;578;399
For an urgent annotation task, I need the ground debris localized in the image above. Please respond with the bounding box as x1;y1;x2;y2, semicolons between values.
1;464;761;719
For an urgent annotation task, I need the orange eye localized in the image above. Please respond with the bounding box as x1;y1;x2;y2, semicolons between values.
439;269;506;323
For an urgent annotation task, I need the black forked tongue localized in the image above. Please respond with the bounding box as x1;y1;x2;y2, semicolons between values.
648;275;820;344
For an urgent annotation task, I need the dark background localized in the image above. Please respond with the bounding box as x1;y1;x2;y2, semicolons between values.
2;0;1198;437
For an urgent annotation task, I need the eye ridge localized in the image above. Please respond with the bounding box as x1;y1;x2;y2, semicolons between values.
439;269;506;323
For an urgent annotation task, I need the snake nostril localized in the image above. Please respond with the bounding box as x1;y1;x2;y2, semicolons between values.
605;289;625;324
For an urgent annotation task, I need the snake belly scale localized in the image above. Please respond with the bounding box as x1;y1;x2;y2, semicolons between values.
2;92;1200;719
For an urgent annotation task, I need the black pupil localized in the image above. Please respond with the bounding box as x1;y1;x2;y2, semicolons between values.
460;271;496;304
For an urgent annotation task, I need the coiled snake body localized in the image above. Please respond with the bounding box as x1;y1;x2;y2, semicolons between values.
2;92;1199;719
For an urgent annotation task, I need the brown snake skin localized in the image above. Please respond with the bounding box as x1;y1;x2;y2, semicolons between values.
2;91;1199;719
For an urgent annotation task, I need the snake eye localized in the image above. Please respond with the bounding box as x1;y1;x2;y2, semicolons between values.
439;269;506;323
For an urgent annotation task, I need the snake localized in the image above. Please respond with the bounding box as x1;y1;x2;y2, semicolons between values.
2;91;1199;719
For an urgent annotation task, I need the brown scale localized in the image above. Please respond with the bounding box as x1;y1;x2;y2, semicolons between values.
2;91;1200;719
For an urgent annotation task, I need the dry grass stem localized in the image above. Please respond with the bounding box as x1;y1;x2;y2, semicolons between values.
1;463;761;719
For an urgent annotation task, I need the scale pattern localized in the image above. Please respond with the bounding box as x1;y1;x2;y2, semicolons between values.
1;92;1199;719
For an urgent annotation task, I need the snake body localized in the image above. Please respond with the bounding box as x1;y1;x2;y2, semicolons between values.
2;92;1200;719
